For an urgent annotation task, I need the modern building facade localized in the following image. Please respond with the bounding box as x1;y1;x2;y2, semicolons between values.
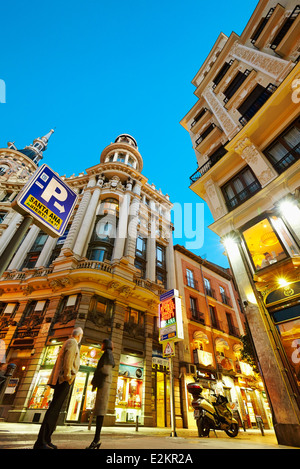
180;0;300;446
0;132;181;428
174;245;273;430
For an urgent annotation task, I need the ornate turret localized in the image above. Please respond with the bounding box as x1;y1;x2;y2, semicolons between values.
17;129;55;164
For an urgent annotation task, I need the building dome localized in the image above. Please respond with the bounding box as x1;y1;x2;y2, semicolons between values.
114;134;138;149
100;134;143;172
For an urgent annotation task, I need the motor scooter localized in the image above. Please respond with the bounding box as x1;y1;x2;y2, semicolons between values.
187;381;239;438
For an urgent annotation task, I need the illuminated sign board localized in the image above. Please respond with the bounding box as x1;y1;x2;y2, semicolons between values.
159;289;184;343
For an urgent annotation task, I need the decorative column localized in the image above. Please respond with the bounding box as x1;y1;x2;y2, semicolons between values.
125;181;141;264
146;200;156;282
112;190;131;262
35;236;57;268
73;183;102;257
166;226;176;290
8;224;40;270
204;178;227;220
0;212;23;255
234;137;277;188
60;178;95;254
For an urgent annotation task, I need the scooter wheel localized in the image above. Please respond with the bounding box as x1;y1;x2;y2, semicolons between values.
197;417;210;437
225;423;239;438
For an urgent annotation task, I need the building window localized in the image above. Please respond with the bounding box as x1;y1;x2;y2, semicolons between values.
219;286;231;306
0;164;10;176
212;61;233;88
47;227;70;266
87;199;119;262
156;244;166;287
0;211;7;223
190;297;198;319
125;307;145;326
117;152;126;163
264;118;300;174
222;167;261;211
238;83;277;126
186;269;195;288
99;198;119;216
0;303;18;318
1;192;13;202
242;215;299;271
204;278;215;298
223;70;251;103
209;305;219;329
250;7;275;44
135;236;147;278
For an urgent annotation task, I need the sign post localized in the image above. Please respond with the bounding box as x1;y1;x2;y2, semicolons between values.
159;289;183;437
0;164;77;278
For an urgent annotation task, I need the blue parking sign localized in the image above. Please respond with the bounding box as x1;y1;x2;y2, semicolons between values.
12;164;78;238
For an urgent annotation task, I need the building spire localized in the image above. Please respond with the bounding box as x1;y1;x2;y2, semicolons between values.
17;129;55;164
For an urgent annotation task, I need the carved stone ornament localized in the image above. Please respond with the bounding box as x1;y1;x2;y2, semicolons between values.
230;42;293;82
119;286;134;298
203;88;240;139
22;285;34;296
234;137;277;187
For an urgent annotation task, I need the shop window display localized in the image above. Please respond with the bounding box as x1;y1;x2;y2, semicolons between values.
115;354;144;424
242;215;299;271
28;344;103;423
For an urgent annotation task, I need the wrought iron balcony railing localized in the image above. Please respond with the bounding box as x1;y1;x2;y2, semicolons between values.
239;84;277;126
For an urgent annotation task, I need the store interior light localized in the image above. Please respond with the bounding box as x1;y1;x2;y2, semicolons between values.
277;278;289;288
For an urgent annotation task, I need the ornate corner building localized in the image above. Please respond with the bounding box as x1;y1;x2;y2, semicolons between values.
0;132;178;427
181;0;300;446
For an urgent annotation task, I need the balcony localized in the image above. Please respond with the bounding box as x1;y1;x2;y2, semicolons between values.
190;108;212;134
271;143;300;174
250;7;275;44
223;69;251;104
195;124;223;154
212;60;234;89
220;293;232;307
224;179;261;211
205;286;216;299
251;4;285;49
185;275;199;290
270;5;300;52
190;308;205;324
190;145;227;183
239;84;277;126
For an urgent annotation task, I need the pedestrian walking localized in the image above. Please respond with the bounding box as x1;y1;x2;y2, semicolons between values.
86;338;115;449
33;327;83;449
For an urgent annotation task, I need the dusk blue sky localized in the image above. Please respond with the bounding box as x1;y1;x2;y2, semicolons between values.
0;0;259;268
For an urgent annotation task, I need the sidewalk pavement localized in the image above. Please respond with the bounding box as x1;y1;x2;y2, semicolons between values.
0;422;298;450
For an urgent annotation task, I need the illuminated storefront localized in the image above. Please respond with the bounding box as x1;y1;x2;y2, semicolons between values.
115;354;144;424
151;352;170;427
26;344;103;423
265;282;300;395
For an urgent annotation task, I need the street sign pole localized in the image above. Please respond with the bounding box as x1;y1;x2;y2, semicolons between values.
0;214;33;278
168;356;177;438
159;289;183;438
